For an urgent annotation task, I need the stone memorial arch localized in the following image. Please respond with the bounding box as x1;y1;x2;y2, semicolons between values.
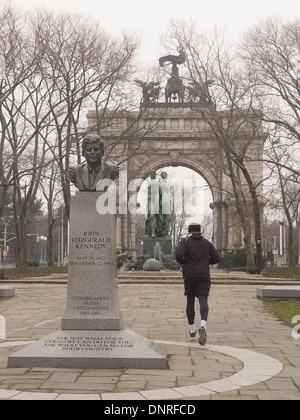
87;102;265;258
86;46;265;259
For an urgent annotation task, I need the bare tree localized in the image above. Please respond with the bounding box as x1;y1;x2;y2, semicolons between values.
0;4;158;270
0;4;40;218
31;9;140;218
0;4;54;271
264;132;300;266
40;158;63;266
242;17;300;265
242;17;300;144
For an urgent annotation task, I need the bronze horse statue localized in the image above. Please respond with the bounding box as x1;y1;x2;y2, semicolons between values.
134;80;161;103
165;77;185;102
187;80;215;102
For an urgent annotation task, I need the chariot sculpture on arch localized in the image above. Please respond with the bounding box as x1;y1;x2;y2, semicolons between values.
159;47;186;103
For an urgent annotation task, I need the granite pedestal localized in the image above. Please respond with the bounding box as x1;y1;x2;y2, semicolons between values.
257;286;300;301
0;285;15;298
7;329;166;369
143;237;172;257
61;192;122;330
8;192;166;369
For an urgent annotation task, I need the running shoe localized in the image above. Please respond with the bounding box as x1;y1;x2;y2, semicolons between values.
198;327;207;345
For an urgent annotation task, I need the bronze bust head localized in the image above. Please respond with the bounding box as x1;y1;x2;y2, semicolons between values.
68;135;119;191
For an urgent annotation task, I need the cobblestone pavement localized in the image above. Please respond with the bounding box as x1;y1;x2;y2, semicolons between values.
0;282;299;400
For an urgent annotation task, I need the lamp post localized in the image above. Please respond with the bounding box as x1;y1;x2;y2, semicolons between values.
1;217;13;269
279;221;287;265
256;236;262;273
39;236;47;264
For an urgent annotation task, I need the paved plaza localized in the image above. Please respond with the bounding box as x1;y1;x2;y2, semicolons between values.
0;278;299;400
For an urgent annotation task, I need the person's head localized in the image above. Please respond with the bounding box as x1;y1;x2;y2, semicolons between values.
149;169;156;179
161;171;168;179
188;223;201;234
82;135;105;167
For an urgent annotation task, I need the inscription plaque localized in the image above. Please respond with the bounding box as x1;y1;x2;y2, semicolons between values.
43;335;134;352
61;192;122;330
8;329;167;369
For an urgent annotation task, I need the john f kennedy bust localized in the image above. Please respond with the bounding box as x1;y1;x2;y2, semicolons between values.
68;134;119;191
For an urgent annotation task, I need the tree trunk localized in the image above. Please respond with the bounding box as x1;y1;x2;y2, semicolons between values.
227;156;255;267
287;217;296;267
46;211;55;267
240;165;263;270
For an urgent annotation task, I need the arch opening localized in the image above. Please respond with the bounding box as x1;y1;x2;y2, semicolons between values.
135;165;214;255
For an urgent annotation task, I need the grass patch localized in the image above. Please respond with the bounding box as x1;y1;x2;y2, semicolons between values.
262;267;300;279
264;299;300;328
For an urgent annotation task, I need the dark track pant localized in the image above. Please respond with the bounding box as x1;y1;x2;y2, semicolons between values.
186;294;209;325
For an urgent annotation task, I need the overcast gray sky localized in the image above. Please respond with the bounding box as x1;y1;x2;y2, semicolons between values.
15;0;300;65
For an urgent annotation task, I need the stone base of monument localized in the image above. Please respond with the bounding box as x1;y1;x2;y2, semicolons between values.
143;236;172;257
7;329;167;369
8;192;167;370
142;237;181;271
